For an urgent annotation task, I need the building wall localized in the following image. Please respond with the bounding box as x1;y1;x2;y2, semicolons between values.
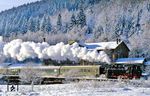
112;42;129;61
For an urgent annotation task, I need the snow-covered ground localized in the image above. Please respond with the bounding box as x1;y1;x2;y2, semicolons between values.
1;80;150;96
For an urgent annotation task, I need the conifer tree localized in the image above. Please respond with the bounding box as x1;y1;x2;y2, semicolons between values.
40;15;52;32
45;16;52;33
28;17;36;32
76;3;86;28
34;16;40;32
57;13;62;31
70;13;76;28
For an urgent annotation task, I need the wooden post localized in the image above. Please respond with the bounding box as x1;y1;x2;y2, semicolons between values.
7;84;9;92
17;84;19;91
7;78;9;92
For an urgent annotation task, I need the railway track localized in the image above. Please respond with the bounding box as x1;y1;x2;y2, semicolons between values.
2;75;132;85
41;76;130;84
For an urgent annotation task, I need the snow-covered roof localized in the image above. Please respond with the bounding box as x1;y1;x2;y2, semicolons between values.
80;41;123;50
8;63;43;69
0;63;61;69
145;61;150;65
115;58;145;64
9;64;35;67
0;63;12;68
0;63;42;68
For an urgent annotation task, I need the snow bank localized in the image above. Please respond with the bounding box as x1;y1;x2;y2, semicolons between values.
1;37;111;64
1;80;150;96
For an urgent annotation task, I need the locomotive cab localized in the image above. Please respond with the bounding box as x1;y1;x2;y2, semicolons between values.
106;58;146;79
105;64;143;79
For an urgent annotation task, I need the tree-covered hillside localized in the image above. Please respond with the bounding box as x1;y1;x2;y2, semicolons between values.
0;0;100;36
0;0;150;59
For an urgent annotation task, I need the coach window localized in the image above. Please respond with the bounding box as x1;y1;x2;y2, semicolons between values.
87;69;90;72
81;69;84;72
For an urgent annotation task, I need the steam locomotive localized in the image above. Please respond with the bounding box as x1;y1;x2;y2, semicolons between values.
0;62;143;80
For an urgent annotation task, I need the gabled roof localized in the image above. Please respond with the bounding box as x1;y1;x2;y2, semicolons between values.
80;41;129;51
0;63;42;68
115;58;145;64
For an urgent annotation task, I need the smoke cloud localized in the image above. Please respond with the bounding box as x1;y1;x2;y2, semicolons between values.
1;37;111;64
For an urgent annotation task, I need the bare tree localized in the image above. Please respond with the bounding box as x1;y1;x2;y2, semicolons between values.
19;63;42;91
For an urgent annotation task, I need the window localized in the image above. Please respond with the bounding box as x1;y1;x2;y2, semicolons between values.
87;69;91;72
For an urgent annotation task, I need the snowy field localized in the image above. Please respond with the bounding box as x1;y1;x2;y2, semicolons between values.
0;80;150;96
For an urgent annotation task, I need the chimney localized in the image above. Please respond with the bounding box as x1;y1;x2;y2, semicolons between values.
43;37;46;42
116;38;119;44
116;38;121;44
118;38;121;42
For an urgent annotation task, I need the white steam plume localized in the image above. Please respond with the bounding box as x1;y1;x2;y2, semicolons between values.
2;37;111;64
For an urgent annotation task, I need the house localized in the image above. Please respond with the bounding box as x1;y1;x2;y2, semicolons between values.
80;41;130;62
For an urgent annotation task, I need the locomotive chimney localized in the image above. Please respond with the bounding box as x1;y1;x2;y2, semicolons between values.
43;37;46;42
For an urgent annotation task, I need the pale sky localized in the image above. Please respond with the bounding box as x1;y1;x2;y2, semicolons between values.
0;0;40;12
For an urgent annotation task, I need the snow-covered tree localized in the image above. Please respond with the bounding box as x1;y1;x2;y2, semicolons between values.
45;16;52;33
34;16;40;32
86;7;95;34
57;13;62;31
76;7;86;28
69;13;77;29
130;31;150;59
40;15;52;33
115;12;135;43
28;17;36;32
19;63;42;91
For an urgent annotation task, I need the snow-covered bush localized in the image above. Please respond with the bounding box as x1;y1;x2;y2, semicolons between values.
19;63;42;91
